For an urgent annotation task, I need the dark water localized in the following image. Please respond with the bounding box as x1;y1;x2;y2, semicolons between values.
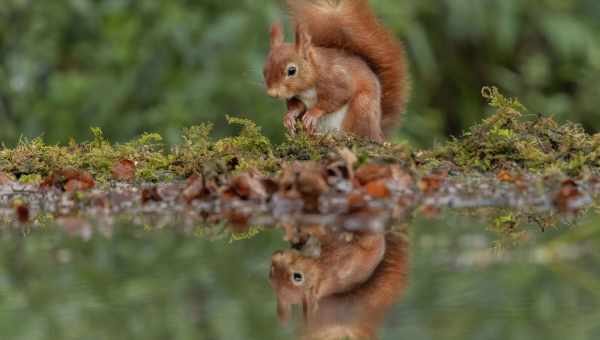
1;176;599;340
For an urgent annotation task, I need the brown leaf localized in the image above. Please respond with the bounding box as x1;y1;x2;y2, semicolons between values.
65;179;94;192
224;211;251;232
222;172;268;201
497;170;515;182
347;192;367;210
42;169;95;192
111;159;136;182
354;164;392;186
40;173;60;189
182;174;210;203
418;174;446;194
64;170;95;192
554;179;582;212
297;168;329;213
364;179;391;198
279;162;329;212
60;168;81;180
15;203;30;224
141;186;162;204
261;178;280;196
64;179;83;192
297;169;329;197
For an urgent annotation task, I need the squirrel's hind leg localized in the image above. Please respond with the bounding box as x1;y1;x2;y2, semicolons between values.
343;92;384;143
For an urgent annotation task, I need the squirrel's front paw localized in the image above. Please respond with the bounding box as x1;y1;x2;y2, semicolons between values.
284;111;300;134
302;109;323;134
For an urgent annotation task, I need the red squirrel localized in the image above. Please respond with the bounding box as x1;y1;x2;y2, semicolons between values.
263;0;409;143
270;228;409;340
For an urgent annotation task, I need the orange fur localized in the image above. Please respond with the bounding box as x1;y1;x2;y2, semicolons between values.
270;231;410;340
264;0;409;141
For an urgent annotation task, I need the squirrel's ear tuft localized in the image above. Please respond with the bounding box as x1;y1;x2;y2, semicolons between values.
270;22;285;48
295;24;313;58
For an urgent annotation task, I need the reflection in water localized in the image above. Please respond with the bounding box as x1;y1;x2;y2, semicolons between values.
2;164;600;339
270;224;409;340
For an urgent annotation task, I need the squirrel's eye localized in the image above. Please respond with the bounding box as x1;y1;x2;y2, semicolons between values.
292;272;304;285
287;65;297;77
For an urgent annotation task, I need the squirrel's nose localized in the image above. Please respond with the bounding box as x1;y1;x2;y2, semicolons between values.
267;89;279;98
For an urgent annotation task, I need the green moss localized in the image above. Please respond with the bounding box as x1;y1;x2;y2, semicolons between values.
481;86;528;112
422;87;599;175
2;88;599;183
277;129;413;168
19;174;43;184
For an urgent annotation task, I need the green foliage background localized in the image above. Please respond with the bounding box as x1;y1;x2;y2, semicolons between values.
1;0;600;147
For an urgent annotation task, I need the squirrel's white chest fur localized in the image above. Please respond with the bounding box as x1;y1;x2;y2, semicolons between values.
298;88;347;134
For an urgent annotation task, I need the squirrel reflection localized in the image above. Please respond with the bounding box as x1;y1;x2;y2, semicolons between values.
269;225;409;340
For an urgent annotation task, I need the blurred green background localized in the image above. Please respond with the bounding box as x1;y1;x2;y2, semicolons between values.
1;0;600;147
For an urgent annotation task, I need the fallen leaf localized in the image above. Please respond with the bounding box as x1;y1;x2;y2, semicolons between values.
354;164;392;186
364;179;391;198
15;203;30;223
141;186;162;204
65;179;94;192
261;178;280;196
182;174;210;203
497;170;514;182
40;173;59;189
278;162;329;212
347;191;366;210
222;172;268;201
111;159;136;181
418;174;446;194
553;179;582;212
223;209;251;232
42;169;95;192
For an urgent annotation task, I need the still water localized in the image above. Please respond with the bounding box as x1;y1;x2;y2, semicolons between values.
1;211;598;340
1;169;600;340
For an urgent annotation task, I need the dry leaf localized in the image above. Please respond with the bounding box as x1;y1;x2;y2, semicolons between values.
354;164;392;186
497;170;514;182
364;179;391;198
554;179;582;212
15;203;30;223
182;174;209;203
42;169;95;192
111;159;136;181
418;174;446;194
222;172;268;201
141;186;162;204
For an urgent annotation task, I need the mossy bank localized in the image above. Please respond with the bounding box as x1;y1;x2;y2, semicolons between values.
1;88;599;185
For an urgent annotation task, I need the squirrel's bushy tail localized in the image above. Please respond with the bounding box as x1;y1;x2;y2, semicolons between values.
287;0;409;129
